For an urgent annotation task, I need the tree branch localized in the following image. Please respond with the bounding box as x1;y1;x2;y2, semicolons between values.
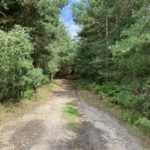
0;11;6;18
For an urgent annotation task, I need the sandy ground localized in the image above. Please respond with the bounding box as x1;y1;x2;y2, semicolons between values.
0;81;143;150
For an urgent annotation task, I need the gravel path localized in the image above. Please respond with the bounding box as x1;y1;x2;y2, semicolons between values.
0;81;143;150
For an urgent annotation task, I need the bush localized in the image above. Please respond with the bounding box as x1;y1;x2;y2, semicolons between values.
26;68;48;89
136;117;150;133
112;92;131;107
118;54;150;79
119;111;137;124
0;25;34;102
23;89;34;100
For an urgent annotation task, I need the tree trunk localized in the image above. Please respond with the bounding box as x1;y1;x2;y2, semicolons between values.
116;14;118;28
105;16;109;68
51;74;54;81
105;16;109;82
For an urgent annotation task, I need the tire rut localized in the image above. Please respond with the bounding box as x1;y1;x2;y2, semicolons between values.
0;81;144;150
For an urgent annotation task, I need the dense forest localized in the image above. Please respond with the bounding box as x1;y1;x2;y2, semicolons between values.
73;0;150;134
0;0;150;136
0;0;75;102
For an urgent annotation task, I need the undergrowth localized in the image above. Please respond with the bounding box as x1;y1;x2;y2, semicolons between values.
0;80;60;121
69;79;150;139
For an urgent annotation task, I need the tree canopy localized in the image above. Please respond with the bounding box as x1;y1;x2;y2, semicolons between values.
72;0;150;132
0;0;73;102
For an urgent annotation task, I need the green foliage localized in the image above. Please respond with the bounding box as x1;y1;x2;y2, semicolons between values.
0;0;71;103
63;104;79;125
0;25;48;102
75;79;150;135
23;89;34;100
136;117;150;133
73;0;146;81
119;111;137;124
64;105;78;116
111;15;150;58
73;0;150;136
118;54;150;78
0;25;34;101
82;80;150;119
73;0;150;82
26;68;47;89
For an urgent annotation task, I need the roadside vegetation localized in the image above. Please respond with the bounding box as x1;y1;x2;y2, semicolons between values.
69;80;150;149
0;80;60;122
70;0;150;143
0;0;74;104
0;0;76;118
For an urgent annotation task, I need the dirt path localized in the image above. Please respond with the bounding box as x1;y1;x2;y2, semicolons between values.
0;81;143;150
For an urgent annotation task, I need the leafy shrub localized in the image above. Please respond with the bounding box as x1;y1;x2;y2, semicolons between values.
98;83;119;97
140;95;150;118
0;25;34;102
76;79;150;122
89;83;101;94
26;68;47;89
118;54;150;78
0;25;51;103
112;91;150;118
23;89;34;100
119;111;137;124
136;117;150;133
112;92;132;107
